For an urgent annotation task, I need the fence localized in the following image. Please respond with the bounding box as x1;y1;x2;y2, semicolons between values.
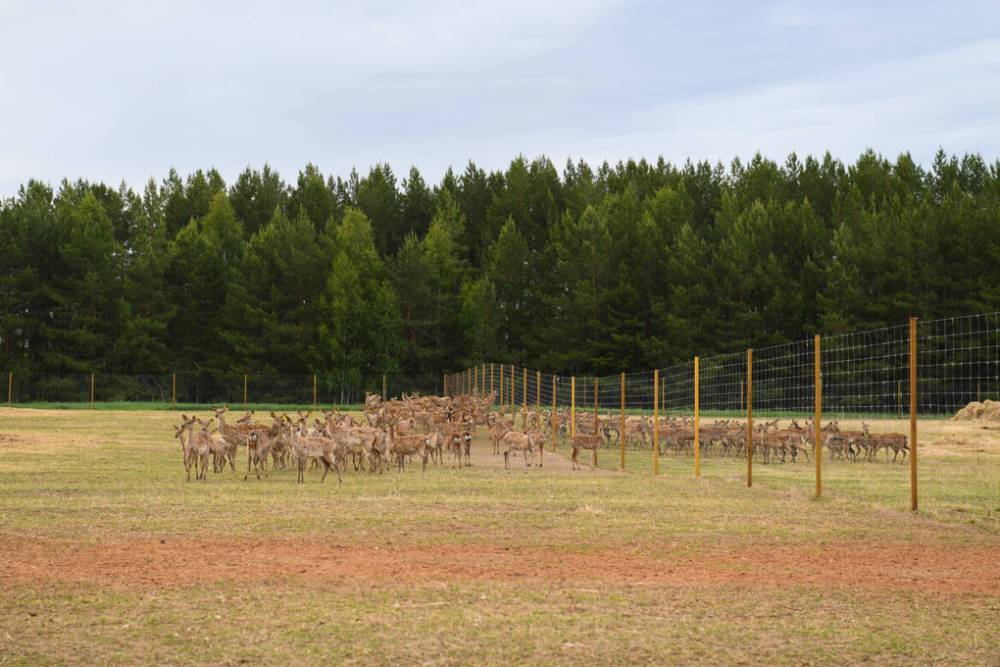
445;313;1000;510
0;371;443;407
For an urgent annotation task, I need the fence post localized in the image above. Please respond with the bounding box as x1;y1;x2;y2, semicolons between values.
312;374;318;406
653;369;659;476
490;363;495;404
510;365;515;411
570;376;576;439
814;335;822;498
747;349;753;488
171;373;176;407
592;376;599;467
499;364;504;407
523;367;527;413
910;317;918;512
482;363;486;397
551;374;557;449
7;370;12;406
694;357;700;479
382;374;387;401
243;374;248;409
620;372;626;472
535;370;541;415
90;373;95;405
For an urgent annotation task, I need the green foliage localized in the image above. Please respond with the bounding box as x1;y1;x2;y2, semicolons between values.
3;151;1000;378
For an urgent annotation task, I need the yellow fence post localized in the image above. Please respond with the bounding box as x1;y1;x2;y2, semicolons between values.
7;370;12;406
499;364;503;407
814;335;822;498
382;374;387;401
90;373;95;405
510;365;515;411
482;363;486;397
535;370;541;415
490;363;495;405
910;317;918;512
694;357;700;479
620;372;626;472
593;376;599;468
747;349;753;488
551;374;558;449
243;374;248;409
523;367;527;413
171;372;176;407
570;376;576;439
653;369;659;476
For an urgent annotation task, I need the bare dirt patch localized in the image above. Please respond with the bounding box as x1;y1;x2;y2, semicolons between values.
3;536;997;596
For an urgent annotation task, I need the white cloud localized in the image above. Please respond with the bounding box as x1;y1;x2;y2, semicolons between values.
0;1;998;194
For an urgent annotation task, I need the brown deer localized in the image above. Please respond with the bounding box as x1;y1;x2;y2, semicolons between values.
570;433;603;470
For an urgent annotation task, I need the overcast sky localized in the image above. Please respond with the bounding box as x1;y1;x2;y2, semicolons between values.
2;1;999;195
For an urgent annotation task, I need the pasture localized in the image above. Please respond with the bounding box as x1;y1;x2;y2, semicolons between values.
1;407;999;665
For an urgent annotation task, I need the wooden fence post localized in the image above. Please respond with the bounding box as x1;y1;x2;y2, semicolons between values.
570;376;576;438
814;335;822;498
171;373;176;407
90;373;95;405
653;369;659;476
694;357;700;479
490;363;495;404
551;374;557;449
313;373;318;406
592;376;599;467
535;370;541;415
510;365;515;411
382;374;387;401
746;349;753;488
7;370;12;406
499;364;503;407
620;372;626;472
523;367;527;413
910;317;918;512
482;363;486;397
443;374;448;397
243;374;248;409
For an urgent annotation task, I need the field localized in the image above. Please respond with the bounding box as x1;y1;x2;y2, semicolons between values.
2;408;1000;665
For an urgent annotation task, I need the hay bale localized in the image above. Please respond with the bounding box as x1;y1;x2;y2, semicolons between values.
952;401;984;420
953;399;1000;421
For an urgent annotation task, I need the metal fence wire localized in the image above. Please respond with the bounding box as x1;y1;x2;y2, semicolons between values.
0;372;441;406
444;312;1000;418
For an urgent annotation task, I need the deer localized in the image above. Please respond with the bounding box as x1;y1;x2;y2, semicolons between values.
501;430;539;469
290;416;341;483
176;416;213;481
570;433;603;470
384;423;430;472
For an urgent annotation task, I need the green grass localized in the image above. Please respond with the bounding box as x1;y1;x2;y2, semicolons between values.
1;408;998;665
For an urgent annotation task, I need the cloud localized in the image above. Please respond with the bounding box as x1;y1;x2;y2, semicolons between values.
0;1;998;195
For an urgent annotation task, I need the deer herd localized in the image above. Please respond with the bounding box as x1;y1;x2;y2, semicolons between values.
172;392;909;482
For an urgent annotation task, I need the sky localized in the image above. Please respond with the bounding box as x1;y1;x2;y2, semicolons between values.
1;0;999;195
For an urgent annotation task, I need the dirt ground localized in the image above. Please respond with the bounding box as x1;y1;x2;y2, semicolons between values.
2;535;997;595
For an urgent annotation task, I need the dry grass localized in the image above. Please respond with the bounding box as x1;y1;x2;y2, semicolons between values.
1;408;999;665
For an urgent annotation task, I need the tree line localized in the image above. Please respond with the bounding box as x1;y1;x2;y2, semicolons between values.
2;150;998;385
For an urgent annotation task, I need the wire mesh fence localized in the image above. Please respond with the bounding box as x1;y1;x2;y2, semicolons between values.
0;371;442;406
